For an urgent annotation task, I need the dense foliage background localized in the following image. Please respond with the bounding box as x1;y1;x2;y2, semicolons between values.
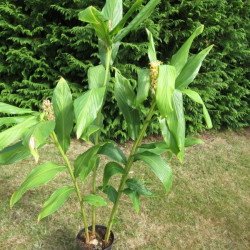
0;0;249;140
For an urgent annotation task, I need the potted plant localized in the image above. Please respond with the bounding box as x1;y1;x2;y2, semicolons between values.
0;0;213;249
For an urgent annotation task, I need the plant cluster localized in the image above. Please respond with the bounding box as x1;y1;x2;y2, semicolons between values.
0;0;249;141
0;1;215;248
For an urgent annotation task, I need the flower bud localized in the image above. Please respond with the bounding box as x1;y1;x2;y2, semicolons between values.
42;99;55;121
149;61;162;94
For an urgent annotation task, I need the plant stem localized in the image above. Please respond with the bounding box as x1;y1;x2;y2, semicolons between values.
51;132;90;243
92;48;113;236
104;99;157;245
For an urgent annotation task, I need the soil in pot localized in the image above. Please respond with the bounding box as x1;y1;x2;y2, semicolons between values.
76;225;114;250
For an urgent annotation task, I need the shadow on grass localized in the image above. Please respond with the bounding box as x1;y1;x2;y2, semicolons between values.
42;225;77;250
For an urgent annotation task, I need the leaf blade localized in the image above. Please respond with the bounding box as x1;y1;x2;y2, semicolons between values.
134;152;173;194
74;88;105;139
83;194;107;207
52;77;74;153
38;186;74;222
10;162;66;208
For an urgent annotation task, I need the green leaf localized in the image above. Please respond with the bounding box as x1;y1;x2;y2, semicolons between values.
74;144;104;178
10;162;66;208
99;40;120;67
0;102;33;115
115;71;140;140
156;65;176;116
83;194;107;207
136;69;151;106
88;65;106;89
110;0;143;37
81;125;101;142
0;116;32;127
159;118;179;156
146;28;157;62
0;142;30;165
103;185;118;204
38;186;74;222
0;116;38;151
134;152;173;194
98;142;127;165
137;142;169;155
114;0;161;43
78;6;111;46
79;156;99;183
176;45;214;90
74;87;105;139
125;178;153;196
171;25;204;76
52;77;74;153
181;89;212;128
103;162;125;188
185;137;204;147
166;90;185;162
99;0;122;66
22;121;55;149
123;188;140;214
102;0;123;30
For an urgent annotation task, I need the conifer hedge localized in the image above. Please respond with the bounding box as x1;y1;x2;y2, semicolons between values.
0;0;249;140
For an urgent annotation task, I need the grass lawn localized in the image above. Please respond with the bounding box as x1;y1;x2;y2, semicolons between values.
0;129;249;249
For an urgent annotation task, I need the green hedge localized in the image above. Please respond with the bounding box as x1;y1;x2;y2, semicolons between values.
0;0;249;140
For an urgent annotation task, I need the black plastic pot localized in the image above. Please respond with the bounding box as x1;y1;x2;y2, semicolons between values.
76;225;114;250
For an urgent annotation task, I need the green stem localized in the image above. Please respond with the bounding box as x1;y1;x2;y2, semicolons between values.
104;99;157;245
92;48;113;236
51;132;90;243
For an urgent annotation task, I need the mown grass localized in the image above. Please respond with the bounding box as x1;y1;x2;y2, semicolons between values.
0;129;249;249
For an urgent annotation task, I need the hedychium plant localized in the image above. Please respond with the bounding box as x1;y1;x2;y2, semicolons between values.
0;0;214;248
0;0;161;247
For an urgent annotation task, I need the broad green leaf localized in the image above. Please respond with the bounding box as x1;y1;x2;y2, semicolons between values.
110;0;143;37
166;90;185;162
146;28;157;62
38;186;74;222
78;6;111;46
123;188;140;214
126;178;153;196
22;121;55;149
181;89;212;128
0;116;38;151
134;152;173;194
103;185;118;204
88;65;106;89
83;194;107;207
0;116;32;127
185;137;204;147
171;25;204;76
0;102;33;115
74;87;105;139
99;0;123;66
0;141;30;165
115;71;136;108
81;125;101;142
176;45;214;90
74;144;104;178
98;142;127;165
156;65;176;116
159;118;179;156
114;0;161;43
137;142;169;155
136;69;151;106
103;162;125;188
99;40;120;67
102;0;123;30
52;77;74;153
79;156;99;183
115;71;140;140
10;162;66;208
